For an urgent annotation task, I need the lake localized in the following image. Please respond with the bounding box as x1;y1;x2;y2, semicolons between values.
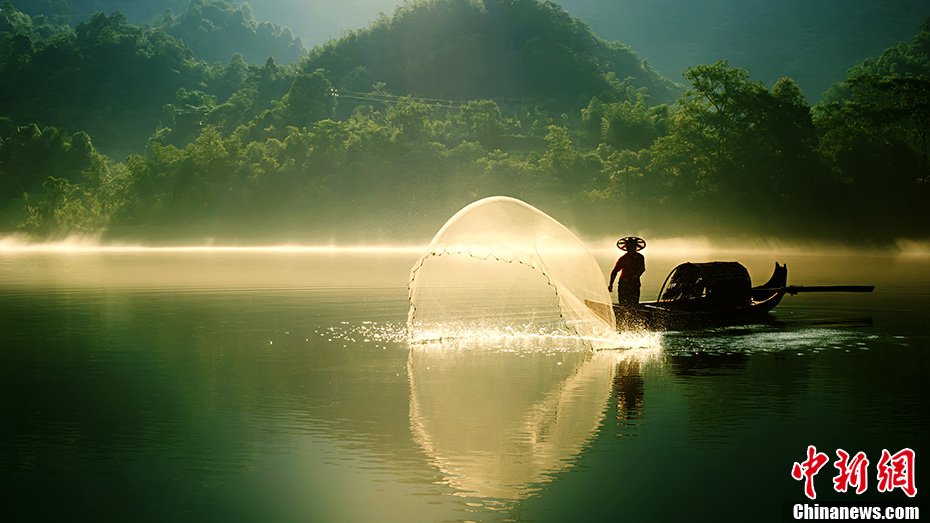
1;247;927;522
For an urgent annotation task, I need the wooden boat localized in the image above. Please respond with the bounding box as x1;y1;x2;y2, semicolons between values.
609;262;874;330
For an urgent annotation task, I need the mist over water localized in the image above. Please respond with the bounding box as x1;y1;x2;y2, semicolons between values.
5;233;928;256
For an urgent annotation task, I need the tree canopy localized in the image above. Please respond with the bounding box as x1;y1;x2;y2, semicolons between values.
157;0;305;64
0;1;927;244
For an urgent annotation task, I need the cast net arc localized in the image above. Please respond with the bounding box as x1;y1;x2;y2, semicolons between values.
407;196;620;348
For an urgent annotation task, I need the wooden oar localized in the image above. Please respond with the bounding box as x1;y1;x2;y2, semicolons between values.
785;285;874;295
754;285;875;295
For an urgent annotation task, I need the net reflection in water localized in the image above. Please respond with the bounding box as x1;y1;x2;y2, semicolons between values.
408;345;660;501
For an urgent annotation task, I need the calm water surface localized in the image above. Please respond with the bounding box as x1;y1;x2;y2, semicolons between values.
1;250;928;521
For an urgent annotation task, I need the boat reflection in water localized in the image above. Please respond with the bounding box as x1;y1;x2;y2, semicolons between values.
407;337;660;502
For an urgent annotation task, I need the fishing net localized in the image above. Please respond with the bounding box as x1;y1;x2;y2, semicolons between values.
407;196;618;348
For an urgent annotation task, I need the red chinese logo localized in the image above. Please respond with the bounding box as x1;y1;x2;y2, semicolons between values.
833;449;869;494
877;448;917;498
792;446;917;499
791;445;830;500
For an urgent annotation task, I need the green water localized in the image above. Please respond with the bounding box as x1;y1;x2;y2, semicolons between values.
1;251;927;521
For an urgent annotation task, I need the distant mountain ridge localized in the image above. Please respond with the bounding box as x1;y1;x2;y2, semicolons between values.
302;0;680;109
555;0;930;99
12;0;927;100
8;0;306;64
8;0;189;25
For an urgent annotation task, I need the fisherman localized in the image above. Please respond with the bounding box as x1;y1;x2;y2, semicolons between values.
608;236;646;307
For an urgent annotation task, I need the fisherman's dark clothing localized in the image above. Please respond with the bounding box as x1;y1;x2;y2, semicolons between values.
610;252;645;307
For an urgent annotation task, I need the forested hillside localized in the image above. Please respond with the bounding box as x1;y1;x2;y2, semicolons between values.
0;1;309;156
0;5;205;156
555;0;930;100
0;0;927;244
11;0;404;47
10;0;306;64
13;0;928;101
302;0;679;109
7;0;188;23
156;0;303;64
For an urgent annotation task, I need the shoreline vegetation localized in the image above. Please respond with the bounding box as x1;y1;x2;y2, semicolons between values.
1;0;928;245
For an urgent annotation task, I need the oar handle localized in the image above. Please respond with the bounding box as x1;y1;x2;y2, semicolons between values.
761;285;875;295
789;285;874;295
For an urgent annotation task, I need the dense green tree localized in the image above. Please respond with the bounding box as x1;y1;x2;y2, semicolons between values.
814;19;930;237
9;0;188;25
284;70;334;126
384;97;434;142
0;123;124;234
644;62;825;230
816;75;930;237
21;175;106;235
582;90;668;151
0;6;207;155
157;0;304;64
450;99;511;147
0;124;98;202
